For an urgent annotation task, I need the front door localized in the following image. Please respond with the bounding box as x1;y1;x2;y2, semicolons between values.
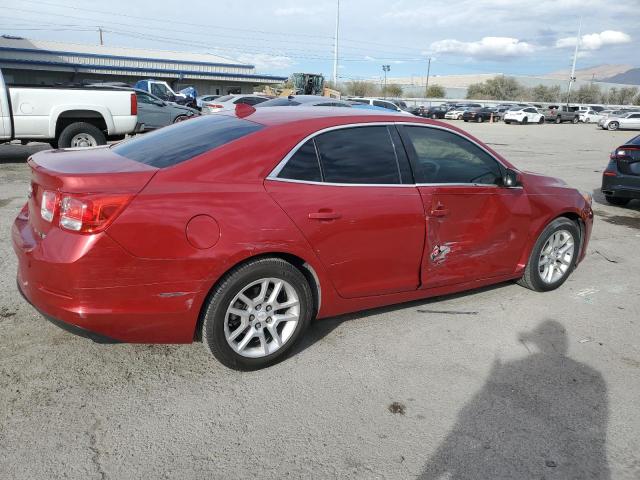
265;125;425;298
399;125;531;289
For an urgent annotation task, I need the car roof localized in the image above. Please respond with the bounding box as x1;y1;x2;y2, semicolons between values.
226;106;412;127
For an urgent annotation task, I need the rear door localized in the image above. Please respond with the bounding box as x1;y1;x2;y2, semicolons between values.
399;125;531;289
265;124;425;298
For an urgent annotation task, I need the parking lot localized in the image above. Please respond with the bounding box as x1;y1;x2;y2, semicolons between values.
1;122;639;479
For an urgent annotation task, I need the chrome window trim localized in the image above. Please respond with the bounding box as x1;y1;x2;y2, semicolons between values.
267;121;511;187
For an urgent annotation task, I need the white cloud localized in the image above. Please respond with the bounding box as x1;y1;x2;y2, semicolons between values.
555;30;631;50
236;53;294;71
429;37;536;59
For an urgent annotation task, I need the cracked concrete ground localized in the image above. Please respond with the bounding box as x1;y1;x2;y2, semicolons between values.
1;123;639;479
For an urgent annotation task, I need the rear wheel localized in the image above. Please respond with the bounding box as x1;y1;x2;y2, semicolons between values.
477;116;484;123
538;117;545;124
555;117;562;124
431;113;438;119
201;257;313;370
522;117;528;125
608;122;619;131
57;122;106;149
457;114;462;120
173;115;189;123
518;218;580;292
605;195;630;206
572;116;579;124
505;121;511;124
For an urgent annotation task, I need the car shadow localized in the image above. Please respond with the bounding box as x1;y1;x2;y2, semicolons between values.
591;188;640;230
418;319;610;480
290;282;511;357
0;143;51;164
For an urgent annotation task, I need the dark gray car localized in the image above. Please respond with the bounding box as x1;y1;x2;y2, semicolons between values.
255;95;352;108
135;89;199;131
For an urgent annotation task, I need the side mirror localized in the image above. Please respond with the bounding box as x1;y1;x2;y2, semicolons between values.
503;168;522;187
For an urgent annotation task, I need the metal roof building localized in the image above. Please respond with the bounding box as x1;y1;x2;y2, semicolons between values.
0;36;287;95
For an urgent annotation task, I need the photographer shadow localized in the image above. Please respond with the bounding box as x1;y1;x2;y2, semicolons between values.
420;320;609;480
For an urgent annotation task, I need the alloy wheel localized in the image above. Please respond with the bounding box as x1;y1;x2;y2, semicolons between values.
538;230;575;284
224;277;300;358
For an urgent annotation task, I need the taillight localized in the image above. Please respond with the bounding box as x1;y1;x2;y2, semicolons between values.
603;170;617;177
41;190;58;222
206;104;223;109
131;93;138;116
59;193;133;233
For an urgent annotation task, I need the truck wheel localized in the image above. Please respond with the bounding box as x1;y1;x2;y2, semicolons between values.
572;116;579;124
555;117;561;124
58;122;106;148
477;116;484;123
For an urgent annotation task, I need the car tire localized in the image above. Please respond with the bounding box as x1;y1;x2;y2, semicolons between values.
522;117;528;125
605;195;630;206
57;122;106;149
505;121;511;124
538;117;545;124
173;115;189;123
555;117;562;124
572;116;579;124
517;217;580;292
457;115;462;120
201;257;314;370
477;116;484;123
463;119;468;122
431;114;438;119
608;122;619;131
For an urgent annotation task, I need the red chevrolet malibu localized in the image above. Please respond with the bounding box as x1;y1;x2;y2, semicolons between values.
13;107;593;369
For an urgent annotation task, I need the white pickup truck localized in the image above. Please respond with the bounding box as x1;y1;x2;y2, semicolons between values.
0;70;138;148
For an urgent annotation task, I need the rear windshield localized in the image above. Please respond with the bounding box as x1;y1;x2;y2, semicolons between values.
215;95;235;103
628;135;640;146
256;98;301;107
112;115;263;168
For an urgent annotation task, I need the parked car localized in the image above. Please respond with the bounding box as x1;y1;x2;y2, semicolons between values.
598;112;640;131
13;107;593;369
462;107;499;123
542;105;580;124
348;98;413;115
419;105;448;119
0;69;138;148
503;107;545;125
196;95;221;109
201;94;270;114
578;109;601;123
256;95;352;108
601;134;640;205
444;107;469;120
135;89;199;130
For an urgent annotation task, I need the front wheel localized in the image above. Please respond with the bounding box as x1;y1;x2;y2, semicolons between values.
431;113;438;119
173;115;189;123
477;116;484;123
201;258;313;370
518;218;580;292
608;122;619;131
555;117;562;124
522;117;528;125
505;121;511;124
538;117;545;124
572;116;579;124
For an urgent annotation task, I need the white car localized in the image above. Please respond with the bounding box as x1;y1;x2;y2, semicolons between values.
598;112;640;131
579;110;601;123
503;107;545;125
444;108;468;120
0;69;138;148
201;94;270;114
348;98;413;115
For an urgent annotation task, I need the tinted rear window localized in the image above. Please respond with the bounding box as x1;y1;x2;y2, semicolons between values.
257;98;302;107
112;115;263;168
628;135;640;146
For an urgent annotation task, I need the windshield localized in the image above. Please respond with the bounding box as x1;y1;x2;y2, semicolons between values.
215;95;235;103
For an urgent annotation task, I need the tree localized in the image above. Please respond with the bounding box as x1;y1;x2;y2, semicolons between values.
345;80;379;97
530;84;562;103
382;83;403;98
466;76;524;100
618;87;638;105
574;84;602;104
426;84;446;98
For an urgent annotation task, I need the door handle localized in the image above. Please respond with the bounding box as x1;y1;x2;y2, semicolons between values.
430;207;449;217
308;211;341;221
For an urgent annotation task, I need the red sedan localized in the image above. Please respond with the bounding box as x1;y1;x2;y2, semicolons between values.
13;107;593;369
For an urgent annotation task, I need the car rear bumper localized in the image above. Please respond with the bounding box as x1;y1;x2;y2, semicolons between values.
601;174;640;199
12;214;206;344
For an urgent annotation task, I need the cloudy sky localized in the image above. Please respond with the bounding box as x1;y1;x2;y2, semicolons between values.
2;0;639;79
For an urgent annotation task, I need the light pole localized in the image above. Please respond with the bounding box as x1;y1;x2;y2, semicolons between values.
425;56;431;97
382;65;390;98
332;0;340;86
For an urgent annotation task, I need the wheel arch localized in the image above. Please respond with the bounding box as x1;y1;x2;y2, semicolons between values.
193;251;322;341
517;211;584;273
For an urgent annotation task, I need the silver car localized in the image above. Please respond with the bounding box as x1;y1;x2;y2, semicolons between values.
201;94;270;114
599;112;640;131
134;89;199;131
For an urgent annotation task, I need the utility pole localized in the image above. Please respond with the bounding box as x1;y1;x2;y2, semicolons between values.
425;56;432;97
382;65;390;98
566;17;582;106
98;26;103;46
332;0;340;86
